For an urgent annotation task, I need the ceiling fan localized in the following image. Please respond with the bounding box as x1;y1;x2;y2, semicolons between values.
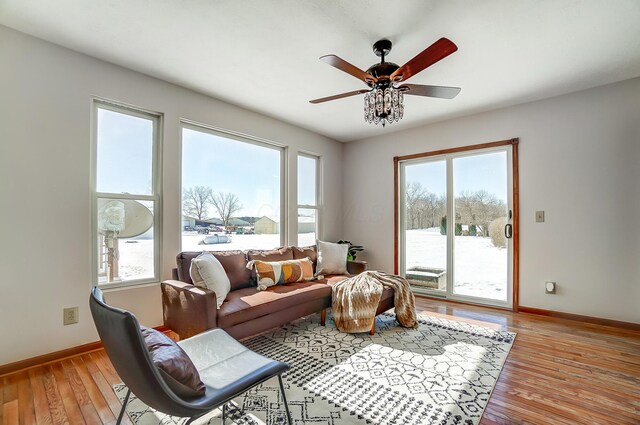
310;38;461;126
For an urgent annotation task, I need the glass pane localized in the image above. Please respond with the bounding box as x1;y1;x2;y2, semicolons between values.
96;108;153;195
404;160;447;292
97;198;155;283
453;151;508;301
298;155;317;206
181;128;282;251
298;208;316;247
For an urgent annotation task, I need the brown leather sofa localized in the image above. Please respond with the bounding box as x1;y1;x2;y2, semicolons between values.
161;246;395;340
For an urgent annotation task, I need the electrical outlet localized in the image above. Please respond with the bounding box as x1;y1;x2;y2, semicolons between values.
545;282;556;294
63;307;79;325
536;211;545;222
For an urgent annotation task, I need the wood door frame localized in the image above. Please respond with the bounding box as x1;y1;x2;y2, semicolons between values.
394;138;520;311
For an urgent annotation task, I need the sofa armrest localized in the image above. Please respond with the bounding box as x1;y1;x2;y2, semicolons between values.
347;260;368;275
161;280;217;339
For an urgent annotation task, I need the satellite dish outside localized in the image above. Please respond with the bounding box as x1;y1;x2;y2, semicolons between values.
97;199;153;282
98;199;153;238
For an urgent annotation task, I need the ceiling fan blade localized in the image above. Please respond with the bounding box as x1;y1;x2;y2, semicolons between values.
391;38;458;82
309;89;370;104
320;55;377;83
400;84;461;99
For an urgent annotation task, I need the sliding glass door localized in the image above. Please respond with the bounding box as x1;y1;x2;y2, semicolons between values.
397;142;517;308
403;159;448;294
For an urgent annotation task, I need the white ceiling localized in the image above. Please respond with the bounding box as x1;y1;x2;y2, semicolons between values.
2;0;640;142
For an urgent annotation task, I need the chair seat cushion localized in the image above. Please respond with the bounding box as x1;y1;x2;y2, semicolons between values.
217;280;332;328
177;329;288;406
140;326;206;398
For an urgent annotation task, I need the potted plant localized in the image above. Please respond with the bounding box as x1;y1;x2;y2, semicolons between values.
337;240;364;261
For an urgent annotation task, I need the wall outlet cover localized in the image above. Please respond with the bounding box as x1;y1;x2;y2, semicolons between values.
536;211;545;222
545;281;556;294
63;307;79;325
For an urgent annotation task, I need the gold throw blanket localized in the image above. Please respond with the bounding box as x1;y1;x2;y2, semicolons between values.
332;271;418;333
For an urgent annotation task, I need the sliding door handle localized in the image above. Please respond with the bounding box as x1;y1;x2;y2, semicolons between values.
504;223;513;239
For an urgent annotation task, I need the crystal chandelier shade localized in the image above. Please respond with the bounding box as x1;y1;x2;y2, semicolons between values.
364;87;404;126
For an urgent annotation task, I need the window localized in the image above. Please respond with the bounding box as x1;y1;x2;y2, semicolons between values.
297;153;319;246
181;124;284;251
92;101;162;287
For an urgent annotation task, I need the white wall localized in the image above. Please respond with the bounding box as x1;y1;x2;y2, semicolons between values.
0;26;344;365
344;78;640;324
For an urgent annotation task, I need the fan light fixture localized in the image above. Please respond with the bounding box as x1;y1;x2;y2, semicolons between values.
364;87;404;126
310;38;461;127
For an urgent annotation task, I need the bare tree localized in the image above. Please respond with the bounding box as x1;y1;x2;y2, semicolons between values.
405;182;425;229
405;182;446;229
455;189;506;236
211;192;242;227
183;186;213;220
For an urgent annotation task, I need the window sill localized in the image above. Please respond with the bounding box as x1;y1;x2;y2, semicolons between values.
96;280;161;292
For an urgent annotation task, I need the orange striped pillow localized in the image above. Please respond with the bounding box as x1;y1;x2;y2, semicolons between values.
247;257;315;291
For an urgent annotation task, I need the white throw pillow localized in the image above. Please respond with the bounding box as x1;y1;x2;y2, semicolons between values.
189;252;230;309
316;240;348;275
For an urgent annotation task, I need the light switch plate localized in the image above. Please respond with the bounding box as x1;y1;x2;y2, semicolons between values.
536;211;545;222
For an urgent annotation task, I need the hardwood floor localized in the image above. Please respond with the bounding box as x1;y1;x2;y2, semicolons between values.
1;298;639;424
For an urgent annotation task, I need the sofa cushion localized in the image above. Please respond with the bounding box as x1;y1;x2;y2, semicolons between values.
177;251;252;291
292;245;318;269
217;280;332;329
249;258;315;291
316;240;348;275
246;247;294;283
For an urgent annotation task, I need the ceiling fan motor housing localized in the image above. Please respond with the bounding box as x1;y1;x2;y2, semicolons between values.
366;62;399;88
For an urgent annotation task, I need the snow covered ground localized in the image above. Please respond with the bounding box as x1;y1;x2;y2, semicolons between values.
115;230;506;302
406;228;507;301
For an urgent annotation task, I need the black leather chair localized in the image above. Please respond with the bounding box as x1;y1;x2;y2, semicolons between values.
89;287;292;424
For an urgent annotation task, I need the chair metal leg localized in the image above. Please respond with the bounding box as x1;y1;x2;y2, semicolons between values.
277;375;292;425
116;389;131;425
221;402;226;424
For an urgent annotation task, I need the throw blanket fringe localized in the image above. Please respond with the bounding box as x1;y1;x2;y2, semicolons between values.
332;271;417;333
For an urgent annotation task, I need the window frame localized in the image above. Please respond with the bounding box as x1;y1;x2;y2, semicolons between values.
296;152;321;244
91;99;163;289
179;120;288;251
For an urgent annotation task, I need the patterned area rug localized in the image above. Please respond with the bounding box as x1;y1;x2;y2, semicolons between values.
114;312;515;425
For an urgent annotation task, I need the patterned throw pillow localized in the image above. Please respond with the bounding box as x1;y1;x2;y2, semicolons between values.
247;257;315;291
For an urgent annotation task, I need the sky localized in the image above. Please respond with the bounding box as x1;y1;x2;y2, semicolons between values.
96;108;153;195
97;108;317;220
297;154;316;206
405;151;508;202
182;128;281;218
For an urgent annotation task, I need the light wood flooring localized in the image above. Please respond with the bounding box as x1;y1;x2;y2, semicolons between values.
1;298;639;424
